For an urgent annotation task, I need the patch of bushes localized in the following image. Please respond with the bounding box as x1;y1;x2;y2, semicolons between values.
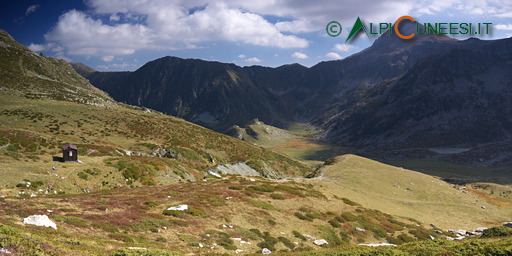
163;206;205;217
278;236;295;249
15;179;43;190
109;233;135;243
248;185;275;193
250;200;277;211
318;225;342;247
237;228;261;240
274;185;304;197
409;228;435;240
143;201;160;207
328;219;341;228
249;228;264;238
111;248;179;256
340;212;358;222
294;212;313;222
77;172;88;180
270;193;285;200
293;230;307;241
387;234;415;245
341;197;360;206
257;232;278;251
84;168;101;176
206;230;237;250
92;222;119;233
482;226;512;238
52;215;89;228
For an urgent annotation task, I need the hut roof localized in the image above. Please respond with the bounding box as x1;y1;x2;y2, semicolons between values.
62;144;77;150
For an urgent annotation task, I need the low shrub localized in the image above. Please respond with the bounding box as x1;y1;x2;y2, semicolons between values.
482;226;512;238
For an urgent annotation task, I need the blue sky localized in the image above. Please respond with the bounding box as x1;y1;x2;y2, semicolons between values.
1;0;511;71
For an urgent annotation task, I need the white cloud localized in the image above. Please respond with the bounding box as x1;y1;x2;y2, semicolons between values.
245;57;261;63
101;55;114;62
326;52;342;60
45;10;150;56
28;43;45;52
276;19;316;33
292;52;308;59
26;5;39;16
44;1;308;60
109;14;120;21
238;54;246;58
333;43;355;52
496;12;512;18
96;62;139;70
495;24;512;30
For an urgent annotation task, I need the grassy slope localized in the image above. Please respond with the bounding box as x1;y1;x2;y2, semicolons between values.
0;176;440;255
229;121;512;230
0;28;310;196
0;91;311;195
312;155;512;230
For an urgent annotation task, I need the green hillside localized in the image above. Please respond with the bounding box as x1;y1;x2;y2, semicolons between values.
312;155;512;230
0;29;310;196
0;176;449;255
0;28;511;255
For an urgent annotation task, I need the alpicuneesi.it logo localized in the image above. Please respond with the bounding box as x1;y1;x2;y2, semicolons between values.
326;16;492;42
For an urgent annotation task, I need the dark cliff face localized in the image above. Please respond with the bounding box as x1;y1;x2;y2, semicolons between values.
83;57;288;130
74;31;512;150
320;37;512;149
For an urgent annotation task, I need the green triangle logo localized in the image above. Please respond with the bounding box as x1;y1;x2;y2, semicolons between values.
346;17;369;42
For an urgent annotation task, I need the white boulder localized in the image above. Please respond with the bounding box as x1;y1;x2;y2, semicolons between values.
262;248;271;254
313;239;329;246
22;215;57;229
166;205;188;211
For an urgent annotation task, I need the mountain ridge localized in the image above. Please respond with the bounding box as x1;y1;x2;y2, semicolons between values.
72;32;512;152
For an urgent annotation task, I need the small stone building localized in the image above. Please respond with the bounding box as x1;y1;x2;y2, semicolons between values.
62;144;78;162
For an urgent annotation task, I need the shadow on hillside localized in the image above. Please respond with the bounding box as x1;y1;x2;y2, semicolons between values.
52;156;64;162
362;155;512;185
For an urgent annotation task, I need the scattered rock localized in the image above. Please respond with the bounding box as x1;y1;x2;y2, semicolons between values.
434;230;443;234
22;215;57;229
474;227;487;232
225;197;232;200
0;248;12;254
249;178;256;182
235;249;244;254
127;247;147;250
448;229;467;236
356;227;365;232
262;248;271;254
429;235;435;240
504;222;512;228
302;234;316;240
207;170;221;178
358;243;397;247
313;239;329;246
481;206;486;209
166;205;188;211
198;243;203;248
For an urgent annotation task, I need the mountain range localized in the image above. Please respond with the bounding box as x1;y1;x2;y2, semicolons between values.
73;23;512;152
